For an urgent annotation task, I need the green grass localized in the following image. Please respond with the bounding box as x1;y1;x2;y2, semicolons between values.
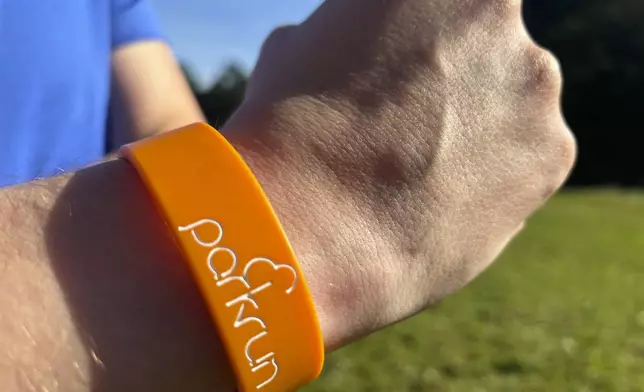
302;190;644;392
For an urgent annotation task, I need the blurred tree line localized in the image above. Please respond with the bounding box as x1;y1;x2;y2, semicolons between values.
182;63;247;130
185;0;644;187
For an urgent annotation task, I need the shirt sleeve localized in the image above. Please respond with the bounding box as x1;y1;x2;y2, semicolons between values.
111;0;165;49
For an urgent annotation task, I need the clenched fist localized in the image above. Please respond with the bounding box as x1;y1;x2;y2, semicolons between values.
225;0;576;349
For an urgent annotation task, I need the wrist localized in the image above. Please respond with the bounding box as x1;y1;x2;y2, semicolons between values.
224;122;359;351
46;160;236;391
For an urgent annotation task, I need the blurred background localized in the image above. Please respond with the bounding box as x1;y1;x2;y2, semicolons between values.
151;0;644;390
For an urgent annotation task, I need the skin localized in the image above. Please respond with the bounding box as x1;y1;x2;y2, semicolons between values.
0;0;576;391
109;41;205;145
227;0;576;348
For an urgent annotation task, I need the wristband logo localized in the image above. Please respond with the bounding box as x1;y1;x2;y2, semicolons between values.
178;219;298;390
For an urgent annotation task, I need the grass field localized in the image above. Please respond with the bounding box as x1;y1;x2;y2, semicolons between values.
302;190;644;392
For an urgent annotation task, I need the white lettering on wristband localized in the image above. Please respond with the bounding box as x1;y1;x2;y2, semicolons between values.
178;218;298;390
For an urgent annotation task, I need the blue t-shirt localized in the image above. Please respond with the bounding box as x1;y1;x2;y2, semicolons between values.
0;0;163;187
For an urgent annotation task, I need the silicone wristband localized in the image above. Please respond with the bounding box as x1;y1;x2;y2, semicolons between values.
120;123;324;392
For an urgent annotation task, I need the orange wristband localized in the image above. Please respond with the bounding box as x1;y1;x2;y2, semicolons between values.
120;123;324;391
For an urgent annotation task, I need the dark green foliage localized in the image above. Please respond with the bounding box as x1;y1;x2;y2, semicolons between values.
183;62;248;129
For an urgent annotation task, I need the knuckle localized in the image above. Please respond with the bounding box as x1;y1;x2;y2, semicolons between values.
260;25;297;54
526;45;563;94
267;25;296;42
556;130;578;177
542;128;577;197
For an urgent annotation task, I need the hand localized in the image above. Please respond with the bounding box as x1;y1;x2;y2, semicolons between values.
224;0;576;349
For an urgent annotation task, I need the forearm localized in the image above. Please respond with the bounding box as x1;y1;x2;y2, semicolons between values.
109;41;206;147
109;102;205;146
108;101;205;150
0;160;235;391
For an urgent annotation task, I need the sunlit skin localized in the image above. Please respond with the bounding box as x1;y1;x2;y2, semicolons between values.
0;0;575;391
